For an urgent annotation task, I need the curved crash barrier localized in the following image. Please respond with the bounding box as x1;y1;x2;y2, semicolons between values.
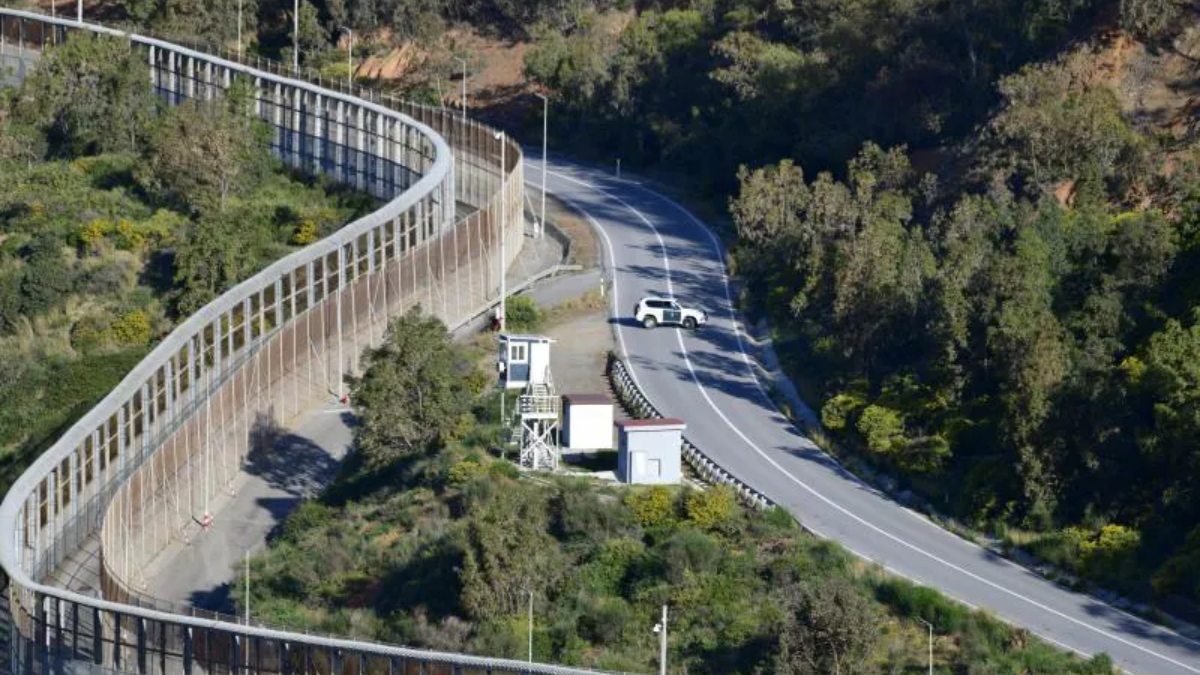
0;8;603;675
606;353;774;511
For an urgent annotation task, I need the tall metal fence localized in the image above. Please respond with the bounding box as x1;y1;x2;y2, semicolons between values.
0;8;598;675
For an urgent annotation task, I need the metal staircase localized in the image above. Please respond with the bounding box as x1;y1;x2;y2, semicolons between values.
515;366;560;470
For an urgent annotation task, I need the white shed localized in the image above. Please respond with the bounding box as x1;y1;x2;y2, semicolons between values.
562;394;614;450
498;334;554;390
616;418;685;485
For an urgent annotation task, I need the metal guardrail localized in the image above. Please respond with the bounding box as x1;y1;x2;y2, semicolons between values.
606;354;773;511
0;8;605;675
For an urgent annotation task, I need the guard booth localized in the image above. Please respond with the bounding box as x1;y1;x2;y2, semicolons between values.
498;334;554;390
616;418;685;484
498;334;560;470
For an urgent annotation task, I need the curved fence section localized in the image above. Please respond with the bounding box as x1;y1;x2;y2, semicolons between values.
0;8;596;675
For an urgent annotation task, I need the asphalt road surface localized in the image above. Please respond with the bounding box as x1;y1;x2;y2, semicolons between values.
530;154;1200;675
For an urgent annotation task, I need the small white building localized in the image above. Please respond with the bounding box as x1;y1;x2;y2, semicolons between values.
562;394;614;450
498;334;554;390
616;418;685;485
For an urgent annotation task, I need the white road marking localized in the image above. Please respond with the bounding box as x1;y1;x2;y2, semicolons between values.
540;162;1200;673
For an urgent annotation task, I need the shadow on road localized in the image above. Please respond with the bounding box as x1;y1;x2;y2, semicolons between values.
244;413;343;497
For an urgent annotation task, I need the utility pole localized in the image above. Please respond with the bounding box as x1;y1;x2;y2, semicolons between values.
654;604;668;675
292;0;299;73
527;589;534;663
455;57;467;122
340;26;353;88
534;93;548;239
76;0;82;23
918;618;933;675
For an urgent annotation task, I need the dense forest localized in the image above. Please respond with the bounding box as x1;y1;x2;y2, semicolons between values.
246;309;1116;673
211;0;1200;614
0;32;371;488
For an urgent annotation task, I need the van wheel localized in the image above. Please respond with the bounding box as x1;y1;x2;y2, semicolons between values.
642;315;658;329
683;317;697;330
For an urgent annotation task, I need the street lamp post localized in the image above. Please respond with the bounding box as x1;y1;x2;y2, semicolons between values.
340;26;353;89
527;589;534;663
244;550;251;625
493;130;507;332
917;618;933;675
653;604;668;675
237;0;243;60
454;57;467;122
534;93;548;239
292;0;299;73
76;0;82;23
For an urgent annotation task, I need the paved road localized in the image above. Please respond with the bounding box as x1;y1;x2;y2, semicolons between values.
145;406;354;613
531;155;1200;674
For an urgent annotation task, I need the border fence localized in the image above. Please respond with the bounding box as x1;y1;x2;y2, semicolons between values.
0;8;603;675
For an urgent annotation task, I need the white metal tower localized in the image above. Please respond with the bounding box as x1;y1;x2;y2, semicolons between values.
516;364;560;470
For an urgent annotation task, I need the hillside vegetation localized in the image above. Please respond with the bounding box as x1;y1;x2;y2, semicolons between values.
246;309;1115;674
34;0;1200;630
0;32;372;490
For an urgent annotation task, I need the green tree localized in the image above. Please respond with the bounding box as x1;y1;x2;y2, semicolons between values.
19;233;72;317
1119;0;1183;42
989;56;1139;188
124;0;260;47
139;90;272;214
459;482;567;621
855;405;906;455
775;576;880;675
14;33;155;157
821;393;866;432
348;309;482;465
172;206;279;313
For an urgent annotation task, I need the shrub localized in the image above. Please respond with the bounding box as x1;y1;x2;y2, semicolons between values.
447;459;484;486
874;577;970;633
821;392;865;431
504;294;542;332
108;309;151;346
582;537;644;594
1078;524;1141;584
75;218;112;254
578;595;632;645
553;481;634;542
685;485;737;530
70;315;110;351
487;461;520;480
855;404;906;454
292;218;319;245
658;528;722;583
624;486;675;528
1153;525;1200;598
281;502;336;543
759;505;799;532
897;434;951;473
